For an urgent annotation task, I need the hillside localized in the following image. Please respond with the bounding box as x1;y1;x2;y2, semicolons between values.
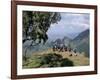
73;29;89;41
39;49;89;66
23;48;89;69
72;29;89;57
23;29;90;60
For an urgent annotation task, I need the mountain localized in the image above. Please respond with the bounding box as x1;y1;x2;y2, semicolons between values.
23;29;90;58
72;29;90;57
62;36;72;46
73;29;89;41
23;40;52;56
52;36;71;46
67;33;80;39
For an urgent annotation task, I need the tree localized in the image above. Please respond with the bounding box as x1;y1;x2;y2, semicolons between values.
23;11;61;59
23;11;61;44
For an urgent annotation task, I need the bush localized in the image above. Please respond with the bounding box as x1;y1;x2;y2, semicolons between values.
37;53;74;67
23;53;74;68
60;58;74;66
23;55;29;61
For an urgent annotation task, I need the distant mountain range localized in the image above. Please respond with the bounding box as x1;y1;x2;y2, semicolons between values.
23;29;90;57
73;29;89;42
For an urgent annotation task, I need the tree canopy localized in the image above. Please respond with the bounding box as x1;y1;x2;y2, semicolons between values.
23;11;61;45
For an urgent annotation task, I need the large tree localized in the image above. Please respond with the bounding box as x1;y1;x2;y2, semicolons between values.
23;11;61;45
23;11;61;59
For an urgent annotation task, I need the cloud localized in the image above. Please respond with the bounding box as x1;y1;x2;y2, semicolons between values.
60;13;89;30
47;12;90;40
61;13;89;24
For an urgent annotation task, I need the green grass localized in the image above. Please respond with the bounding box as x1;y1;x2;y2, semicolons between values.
23;48;89;69
23;55;43;68
23;53;74;68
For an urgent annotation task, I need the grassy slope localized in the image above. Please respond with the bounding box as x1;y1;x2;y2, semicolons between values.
40;48;89;66
23;48;89;68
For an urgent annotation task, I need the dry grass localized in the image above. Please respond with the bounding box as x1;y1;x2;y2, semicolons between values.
32;48;89;66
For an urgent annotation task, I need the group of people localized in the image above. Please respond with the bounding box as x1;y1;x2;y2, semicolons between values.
52;44;77;53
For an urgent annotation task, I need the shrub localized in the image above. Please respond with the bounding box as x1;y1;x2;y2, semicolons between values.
38;53;74;67
60;58;74;66
23;53;74;68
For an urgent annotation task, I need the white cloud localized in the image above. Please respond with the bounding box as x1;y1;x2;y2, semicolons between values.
47;12;90;40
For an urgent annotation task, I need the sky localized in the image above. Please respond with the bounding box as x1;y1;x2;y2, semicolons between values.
47;12;90;41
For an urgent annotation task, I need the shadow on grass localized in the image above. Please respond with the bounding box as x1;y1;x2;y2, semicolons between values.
23;53;74;68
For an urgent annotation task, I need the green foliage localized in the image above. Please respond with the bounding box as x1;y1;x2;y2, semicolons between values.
23;53;74;68
23;11;61;44
60;58;74;66
40;53;62;64
23;55;29;61
23;55;42;68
